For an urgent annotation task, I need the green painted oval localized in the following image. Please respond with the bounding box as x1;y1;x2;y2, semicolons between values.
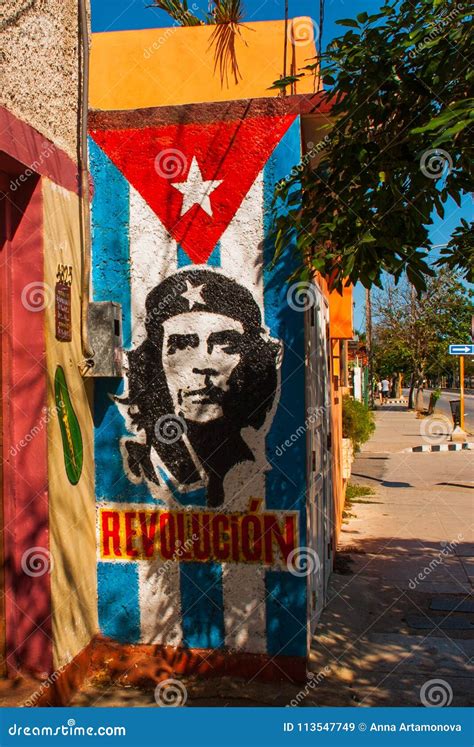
54;365;83;485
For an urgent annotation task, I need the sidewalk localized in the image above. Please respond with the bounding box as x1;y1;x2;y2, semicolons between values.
67;405;473;707
371;402;471;452
364;404;427;452
308;405;473;706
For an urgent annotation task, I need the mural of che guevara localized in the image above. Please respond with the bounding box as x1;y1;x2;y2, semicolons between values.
119;268;281;508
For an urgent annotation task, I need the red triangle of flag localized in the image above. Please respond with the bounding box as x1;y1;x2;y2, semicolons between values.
90;114;296;263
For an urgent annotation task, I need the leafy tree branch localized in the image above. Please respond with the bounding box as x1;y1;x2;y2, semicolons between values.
272;0;473;291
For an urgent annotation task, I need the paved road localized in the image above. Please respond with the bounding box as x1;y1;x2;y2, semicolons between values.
403;388;474;432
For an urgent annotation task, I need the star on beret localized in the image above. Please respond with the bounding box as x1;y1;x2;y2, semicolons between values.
180;280;206;309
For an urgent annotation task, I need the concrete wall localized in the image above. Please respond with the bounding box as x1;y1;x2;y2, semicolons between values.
1;0;84;161
89;98;309;667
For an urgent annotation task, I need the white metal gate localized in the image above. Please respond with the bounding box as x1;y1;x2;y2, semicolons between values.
306;285;334;636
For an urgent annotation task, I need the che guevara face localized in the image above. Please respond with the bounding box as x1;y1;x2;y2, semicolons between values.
161;311;244;423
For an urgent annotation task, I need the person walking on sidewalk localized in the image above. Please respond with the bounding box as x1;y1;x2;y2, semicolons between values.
381;377;390;402
376;379;383;404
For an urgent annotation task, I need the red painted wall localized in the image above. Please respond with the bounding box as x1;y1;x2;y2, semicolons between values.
1;166;52;676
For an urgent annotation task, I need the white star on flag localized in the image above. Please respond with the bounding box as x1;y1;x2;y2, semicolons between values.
171;156;223;217
180;281;206;309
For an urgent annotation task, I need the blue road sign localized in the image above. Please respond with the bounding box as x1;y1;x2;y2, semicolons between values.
449;344;474;355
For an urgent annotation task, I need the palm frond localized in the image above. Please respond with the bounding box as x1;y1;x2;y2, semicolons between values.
149;0;204;26
150;0;248;87
208;0;248;86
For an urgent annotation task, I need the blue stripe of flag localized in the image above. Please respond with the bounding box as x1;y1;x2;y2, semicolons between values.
97;562;141;643
180;562;225;648
263;118;307;658
89;137;151;505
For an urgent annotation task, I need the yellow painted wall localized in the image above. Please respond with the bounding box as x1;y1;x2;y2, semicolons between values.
90;18;318;110
43;179;98;669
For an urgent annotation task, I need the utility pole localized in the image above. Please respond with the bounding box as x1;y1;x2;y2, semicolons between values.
408;284;417;409
459;355;465;429
282;0;288;94
366;288;373;407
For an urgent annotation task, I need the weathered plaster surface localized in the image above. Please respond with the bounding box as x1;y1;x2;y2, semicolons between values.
1;0;85;160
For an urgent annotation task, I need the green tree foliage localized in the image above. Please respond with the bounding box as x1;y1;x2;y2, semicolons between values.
342;395;376;450
149;0;244;25
372;269;473;388
273;0;473;291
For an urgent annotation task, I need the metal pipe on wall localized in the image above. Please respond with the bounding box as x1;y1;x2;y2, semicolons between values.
78;0;94;367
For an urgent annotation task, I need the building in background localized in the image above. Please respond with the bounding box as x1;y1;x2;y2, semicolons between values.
348;336;369;405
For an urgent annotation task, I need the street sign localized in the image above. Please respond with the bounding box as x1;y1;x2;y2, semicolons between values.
449;344;474;355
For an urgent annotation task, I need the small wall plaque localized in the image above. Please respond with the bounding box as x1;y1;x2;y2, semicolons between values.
55;264;72;342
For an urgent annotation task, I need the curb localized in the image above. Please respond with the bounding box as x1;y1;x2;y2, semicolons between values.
404;443;474;453
376;399;408;406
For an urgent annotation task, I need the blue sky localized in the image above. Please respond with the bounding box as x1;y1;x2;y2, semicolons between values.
91;0;384;40
91;0;472;330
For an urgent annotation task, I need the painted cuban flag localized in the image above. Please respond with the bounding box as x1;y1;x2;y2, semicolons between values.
89;99;308;661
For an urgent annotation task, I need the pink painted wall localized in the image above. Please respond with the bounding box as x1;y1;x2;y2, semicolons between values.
1;158;52;676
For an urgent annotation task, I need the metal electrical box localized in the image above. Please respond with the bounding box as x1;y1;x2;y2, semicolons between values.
86;302;123;377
